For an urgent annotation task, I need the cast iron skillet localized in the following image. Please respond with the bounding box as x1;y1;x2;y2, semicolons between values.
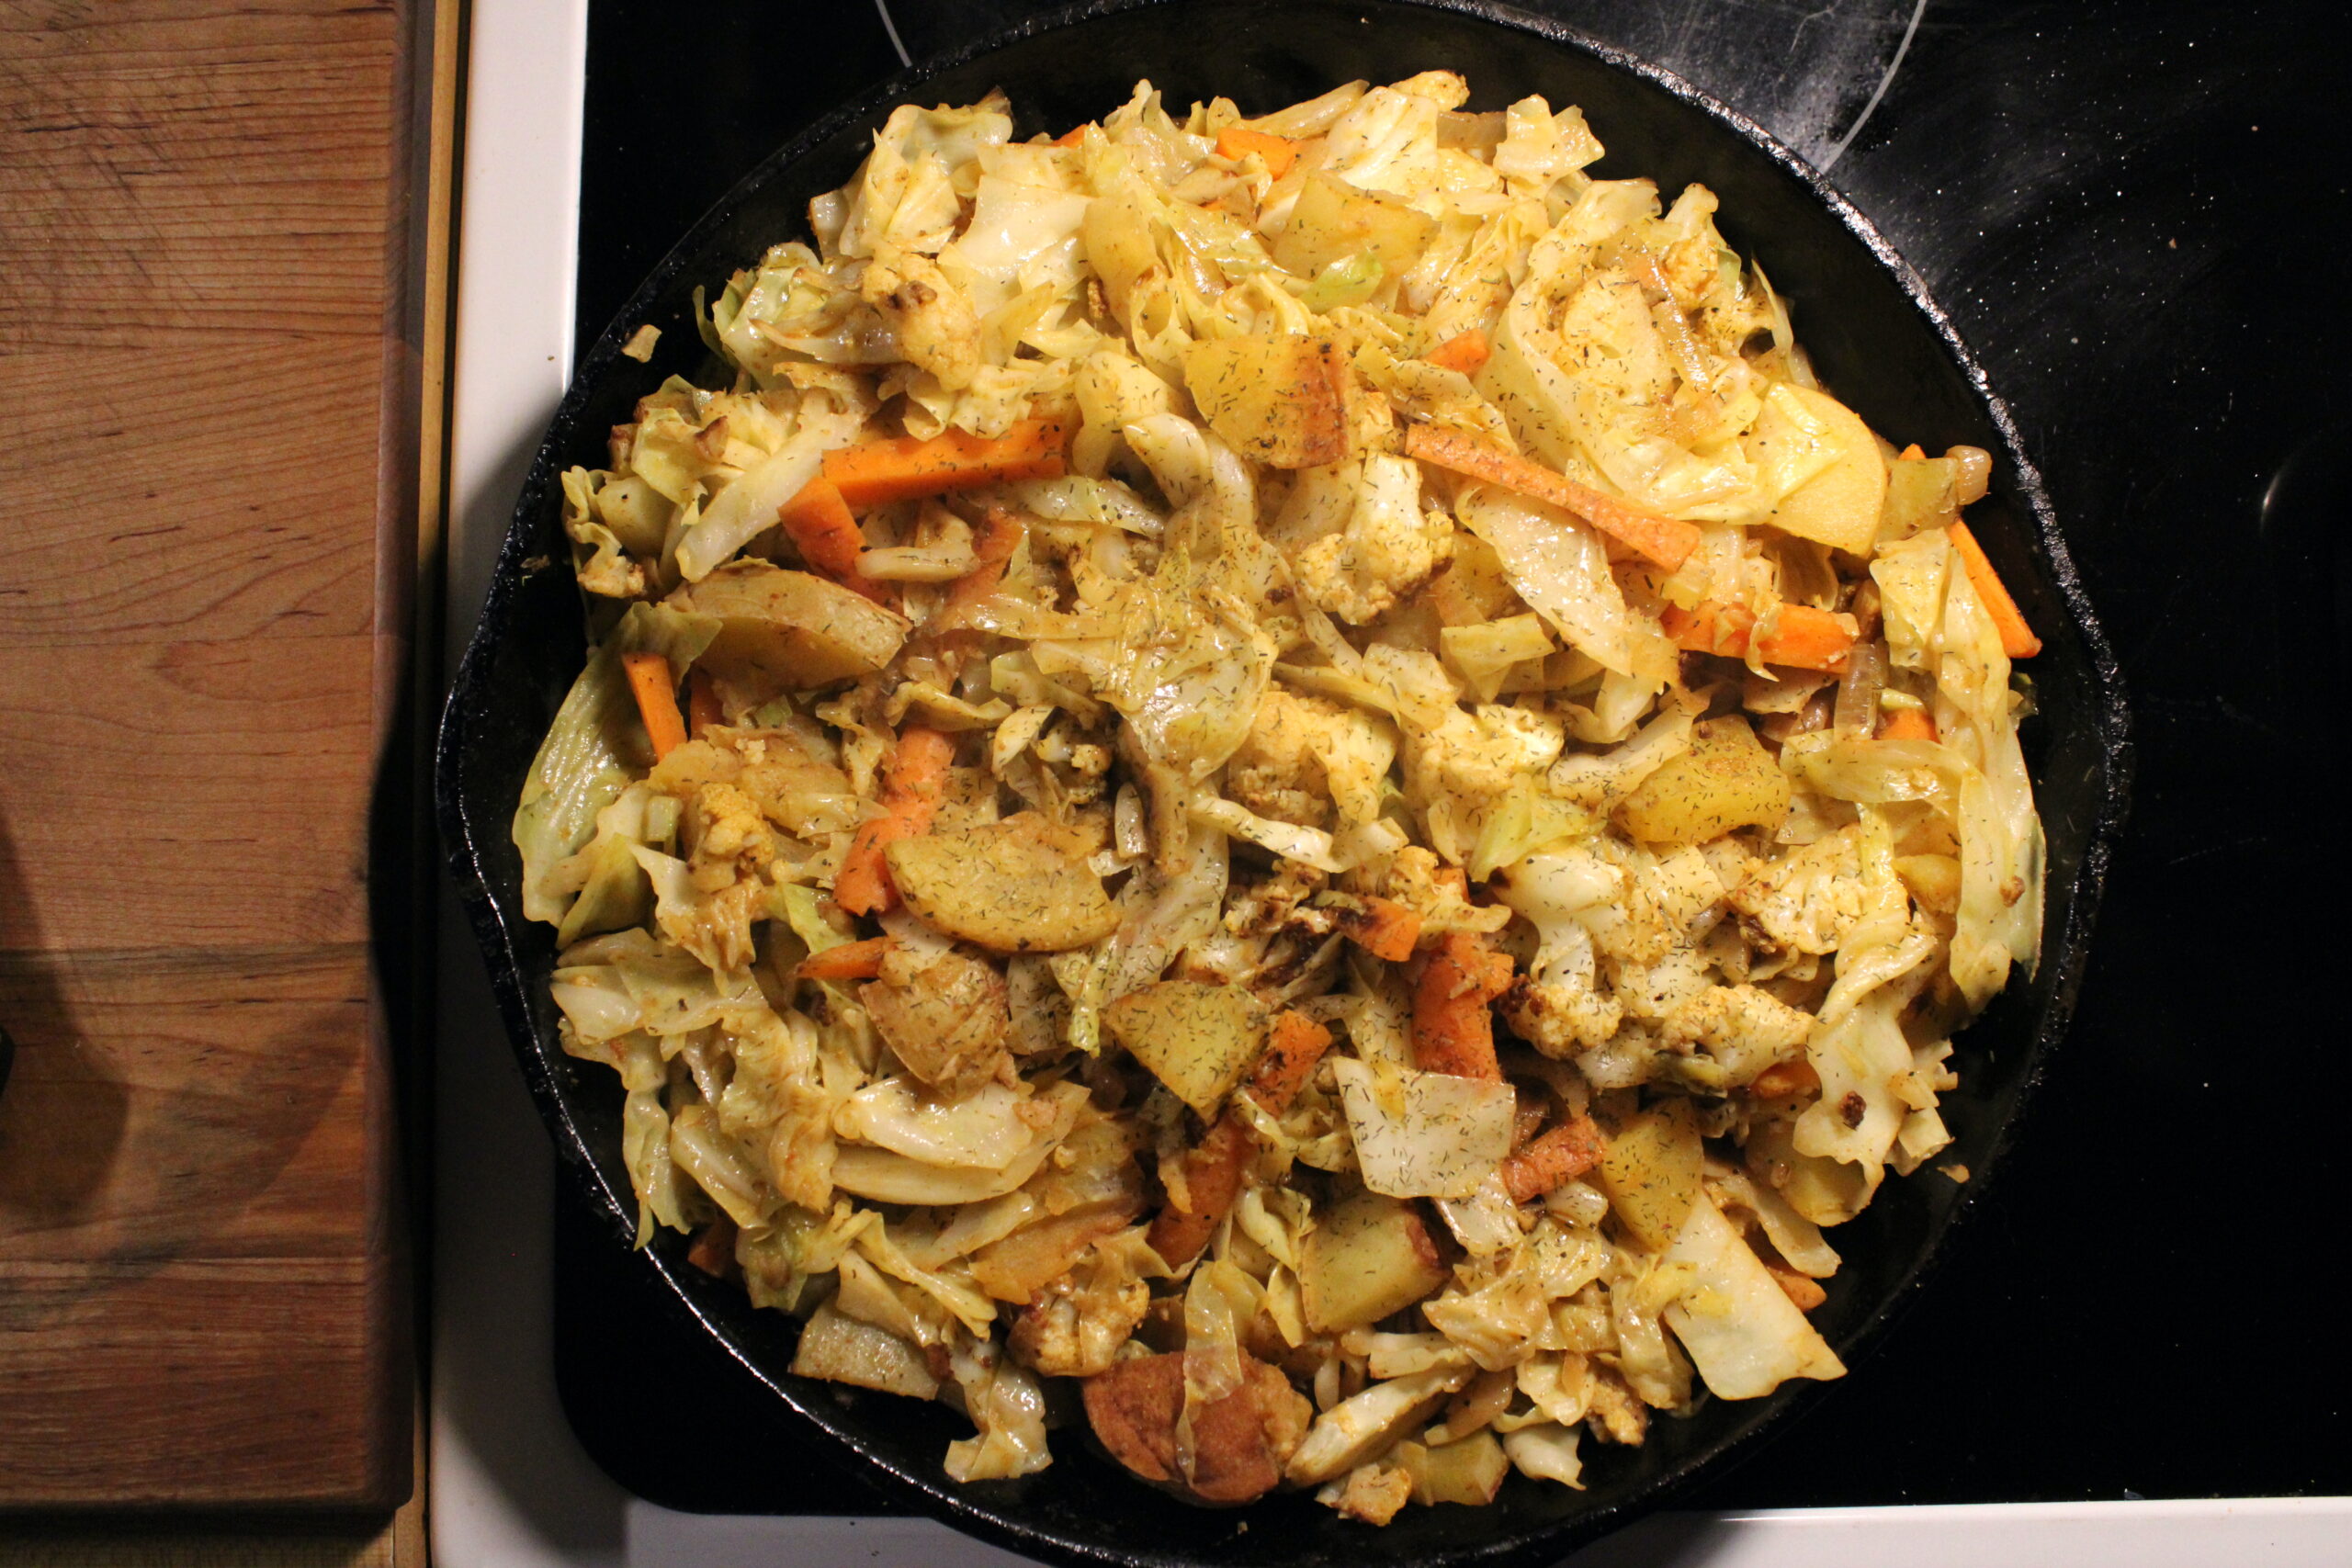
437;1;2131;1562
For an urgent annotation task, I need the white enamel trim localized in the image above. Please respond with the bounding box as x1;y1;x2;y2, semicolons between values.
428;1;2350;1562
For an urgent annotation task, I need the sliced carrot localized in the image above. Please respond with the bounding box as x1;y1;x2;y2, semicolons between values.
1411;930;1514;1081
1052;124;1092;148
1403;423;1701;571
1895;442;1926;461
1500;1114;1606;1203
686;669;723;739
685;1214;738;1280
620;651;688;761
1242;1010;1333;1114
1878;707;1937;742
1947;520;2041;660
1661;599;1857;673
777;476;865;577
1214;125;1299;178
1421;327;1490;378
832;727;956;917
1332;895;1422;962
820;420;1069;508
795;935;895;983
1750;1059;1820;1100
1146;1112;1254;1269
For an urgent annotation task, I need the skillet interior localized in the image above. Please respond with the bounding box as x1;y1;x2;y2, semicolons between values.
436;2;2130;1562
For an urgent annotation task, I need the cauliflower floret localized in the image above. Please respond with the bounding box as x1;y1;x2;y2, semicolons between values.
1295;453;1453;625
1405;704;1566;856
1009;1245;1152;1378
1729;824;1876;955
1385;846;1510;936
1322;1461;1414;1525
862;243;982;390
1227;689;1399;828
685;782;774;891
1660;983;1813;1086
1500;972;1623;1055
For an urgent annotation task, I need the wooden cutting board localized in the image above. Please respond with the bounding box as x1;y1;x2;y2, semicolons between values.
0;0;419;1509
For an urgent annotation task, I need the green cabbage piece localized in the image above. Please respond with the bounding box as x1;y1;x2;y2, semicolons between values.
511;604;718;926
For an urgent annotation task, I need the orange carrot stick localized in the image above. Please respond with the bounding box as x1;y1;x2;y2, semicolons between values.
1403;423;1701;571
1147;1112;1254;1269
1661;599;1857;672
795;935;896;983
1895;443;1926;461
820;420;1069;508
620;651;688;761
1332;895;1423;962
777;476;865;577
1422;327;1490;378
1215;125;1299;178
686;669;722;739
1242;1010;1333;1114
832;727;956;916
1411;931;1514;1081
1052;124;1092;148
1877;707;1937;742
1947;520;2041;660
1500;1114;1606;1203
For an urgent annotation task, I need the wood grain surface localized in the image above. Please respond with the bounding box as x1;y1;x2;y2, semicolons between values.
0;0;420;1511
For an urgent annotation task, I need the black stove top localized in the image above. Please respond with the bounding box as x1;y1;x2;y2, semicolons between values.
558;0;2350;1517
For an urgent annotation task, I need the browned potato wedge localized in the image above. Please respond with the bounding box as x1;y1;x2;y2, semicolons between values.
1082;1351;1310;1506
1593;1098;1702;1252
1396;1431;1510;1506
666;560;910;694
1300;1188;1447;1334
860;942;1012;1092
788;1300;941;1400
1102;980;1263;1117
1180;332;1354;470
1614;715;1790;845
1272;173;1437;280
885;814;1121;954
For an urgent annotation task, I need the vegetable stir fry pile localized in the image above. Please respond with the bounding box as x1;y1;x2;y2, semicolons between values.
518;71;2044;1522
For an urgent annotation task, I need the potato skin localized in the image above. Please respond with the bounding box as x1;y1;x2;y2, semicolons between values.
1613;716;1790;846
668;560;910;693
1081;1351;1309;1506
885;814;1121;954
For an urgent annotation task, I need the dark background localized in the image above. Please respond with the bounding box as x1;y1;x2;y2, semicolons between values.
560;0;2349;1515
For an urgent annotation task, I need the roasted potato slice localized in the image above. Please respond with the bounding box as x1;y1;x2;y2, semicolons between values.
1299;1188;1448;1334
1593;1098;1702;1252
666;560;910;693
1081;1351;1310;1506
885;813;1121;954
1613;715;1790;846
788;1300;941;1400
1102;980;1263;1117
1180;332;1355;470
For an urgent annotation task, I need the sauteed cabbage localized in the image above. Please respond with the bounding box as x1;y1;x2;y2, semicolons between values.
519;71;2044;1521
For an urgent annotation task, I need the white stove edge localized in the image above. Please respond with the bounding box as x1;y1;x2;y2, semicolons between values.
431;3;2345;1562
